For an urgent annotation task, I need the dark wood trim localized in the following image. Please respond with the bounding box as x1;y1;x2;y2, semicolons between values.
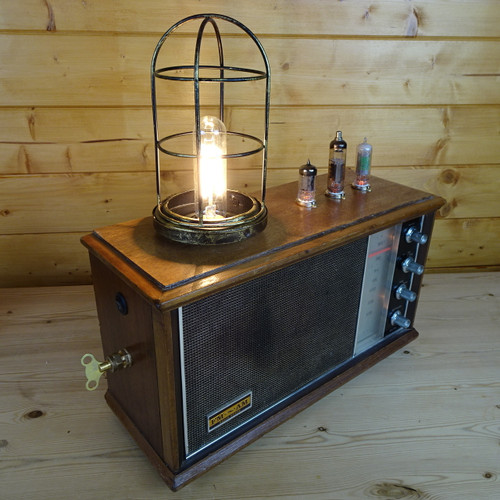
151;309;183;471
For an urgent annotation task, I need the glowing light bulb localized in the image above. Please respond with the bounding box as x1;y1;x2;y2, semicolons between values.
196;116;227;221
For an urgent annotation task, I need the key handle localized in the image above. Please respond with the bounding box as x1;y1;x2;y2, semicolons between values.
81;349;132;391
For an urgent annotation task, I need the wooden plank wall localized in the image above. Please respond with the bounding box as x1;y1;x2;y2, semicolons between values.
1;1;499;286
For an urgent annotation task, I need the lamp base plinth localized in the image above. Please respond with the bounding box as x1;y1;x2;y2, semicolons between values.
153;190;268;245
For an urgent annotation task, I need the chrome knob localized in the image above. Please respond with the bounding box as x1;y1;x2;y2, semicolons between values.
390;311;411;329
405;226;428;245
401;257;424;275
395;284;417;302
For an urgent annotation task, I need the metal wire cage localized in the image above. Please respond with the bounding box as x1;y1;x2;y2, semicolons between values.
151;14;271;245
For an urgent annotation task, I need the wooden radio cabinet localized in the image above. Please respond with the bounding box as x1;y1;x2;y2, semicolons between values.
81;171;444;490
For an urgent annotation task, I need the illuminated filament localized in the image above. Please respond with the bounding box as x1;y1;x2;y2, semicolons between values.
196;116;227;221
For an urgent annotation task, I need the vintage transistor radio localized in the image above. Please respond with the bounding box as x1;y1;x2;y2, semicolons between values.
81;170;444;490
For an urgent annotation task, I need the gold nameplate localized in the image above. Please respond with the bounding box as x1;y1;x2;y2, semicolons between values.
207;392;252;432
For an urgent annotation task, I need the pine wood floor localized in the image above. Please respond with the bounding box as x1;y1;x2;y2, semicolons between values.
1;272;499;499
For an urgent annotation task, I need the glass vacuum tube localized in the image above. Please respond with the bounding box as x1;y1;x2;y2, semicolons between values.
326;130;347;199
195;116;227;220
296;160;317;207
352;137;372;192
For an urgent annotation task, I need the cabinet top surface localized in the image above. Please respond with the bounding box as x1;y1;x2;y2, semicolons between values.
82;171;443;306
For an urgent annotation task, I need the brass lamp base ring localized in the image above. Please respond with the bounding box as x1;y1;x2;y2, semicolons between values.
153;190;268;245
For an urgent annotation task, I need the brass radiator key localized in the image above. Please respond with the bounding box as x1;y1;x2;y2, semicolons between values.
81;349;132;391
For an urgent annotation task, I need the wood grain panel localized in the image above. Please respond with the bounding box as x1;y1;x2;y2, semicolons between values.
0;140;153;174
0;232;91;287
1;106;499;174
373;166;500;219
1;0;498;281
1;1;499;37
428;218;500;269
2;34;499;106
0;173;154;234
265;106;500;169
2;165;499;237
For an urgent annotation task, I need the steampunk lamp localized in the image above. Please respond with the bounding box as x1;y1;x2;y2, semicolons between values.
151;14;270;245
79;12;445;491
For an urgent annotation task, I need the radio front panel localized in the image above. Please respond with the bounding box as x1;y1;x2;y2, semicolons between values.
177;213;435;464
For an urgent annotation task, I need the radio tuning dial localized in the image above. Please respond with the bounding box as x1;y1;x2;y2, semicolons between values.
405;226;428;245
395;284;417;302
390;311;411;329
401;257;424;275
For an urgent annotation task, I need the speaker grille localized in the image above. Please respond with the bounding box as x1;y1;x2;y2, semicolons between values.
180;238;368;457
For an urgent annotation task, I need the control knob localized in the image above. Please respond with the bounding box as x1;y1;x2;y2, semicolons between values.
405;226;428;245
401;257;424;275
395;284;417;302
390;311;411;329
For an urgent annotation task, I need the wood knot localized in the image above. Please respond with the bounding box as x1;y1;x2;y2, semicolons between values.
367;481;428;498
405;8;420;37
44;0;57;31
24;410;45;419
362;4;377;20
0;209;11;216
281;62;290;71
439;168;459;185
439;198;458;218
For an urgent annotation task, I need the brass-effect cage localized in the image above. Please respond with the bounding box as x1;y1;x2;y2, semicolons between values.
150;14;271;245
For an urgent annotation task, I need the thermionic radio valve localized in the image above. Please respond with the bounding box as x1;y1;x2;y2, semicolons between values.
326;131;347;200
352;137;372;192
296;160;317;207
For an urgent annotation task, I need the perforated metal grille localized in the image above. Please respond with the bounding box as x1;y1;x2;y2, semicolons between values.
180;238;368;456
